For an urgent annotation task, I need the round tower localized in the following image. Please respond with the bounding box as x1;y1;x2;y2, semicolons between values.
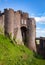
27;18;36;52
4;8;14;39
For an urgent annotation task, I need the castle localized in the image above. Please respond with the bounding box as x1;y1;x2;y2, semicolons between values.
0;8;36;52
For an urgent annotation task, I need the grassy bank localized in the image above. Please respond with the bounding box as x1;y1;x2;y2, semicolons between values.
0;34;45;65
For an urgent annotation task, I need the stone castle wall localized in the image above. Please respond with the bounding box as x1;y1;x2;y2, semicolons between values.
14;11;23;44
0;8;36;52
0;12;4;34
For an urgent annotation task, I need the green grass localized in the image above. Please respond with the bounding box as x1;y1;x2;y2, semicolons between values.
0;34;45;65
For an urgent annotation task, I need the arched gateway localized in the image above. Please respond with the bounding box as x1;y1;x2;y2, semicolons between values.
0;8;36;52
21;26;28;46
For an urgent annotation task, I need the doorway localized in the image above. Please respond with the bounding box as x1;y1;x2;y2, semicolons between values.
21;26;28;45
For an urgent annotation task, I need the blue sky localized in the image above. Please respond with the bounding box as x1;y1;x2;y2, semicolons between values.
0;0;45;37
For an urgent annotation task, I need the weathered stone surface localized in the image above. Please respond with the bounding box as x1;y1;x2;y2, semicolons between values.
0;8;36;52
4;9;14;39
27;18;36;52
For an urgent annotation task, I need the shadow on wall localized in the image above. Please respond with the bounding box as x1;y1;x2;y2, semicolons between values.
21;26;28;46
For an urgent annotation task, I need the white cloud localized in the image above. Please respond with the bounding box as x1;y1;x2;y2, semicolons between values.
36;27;41;30
36;29;45;33
31;12;45;37
31;12;45;24
35;17;40;22
35;16;45;22
36;28;45;37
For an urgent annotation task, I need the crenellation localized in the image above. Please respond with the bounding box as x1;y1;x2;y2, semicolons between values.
0;8;45;58
0;8;36;52
23;12;29;19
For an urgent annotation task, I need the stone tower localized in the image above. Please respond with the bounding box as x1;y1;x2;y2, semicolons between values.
0;8;36;52
27;18;36;52
4;9;14;39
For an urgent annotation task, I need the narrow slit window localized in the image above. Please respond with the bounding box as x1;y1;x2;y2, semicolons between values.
24;20;26;24
22;19;23;24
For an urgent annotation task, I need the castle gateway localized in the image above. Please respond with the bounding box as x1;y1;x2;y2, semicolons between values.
0;8;36;52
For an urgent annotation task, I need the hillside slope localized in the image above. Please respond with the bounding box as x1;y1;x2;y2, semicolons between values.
0;34;45;65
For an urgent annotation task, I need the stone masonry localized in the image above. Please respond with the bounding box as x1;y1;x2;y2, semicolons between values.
0;8;36;52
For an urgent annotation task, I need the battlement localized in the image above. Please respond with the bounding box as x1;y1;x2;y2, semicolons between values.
0;8;36;52
0;8;45;58
17;10;22;14
4;8;14;11
22;12;29;18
